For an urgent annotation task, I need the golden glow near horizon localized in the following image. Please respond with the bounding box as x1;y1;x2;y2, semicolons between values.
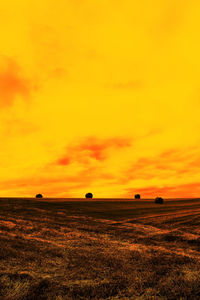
0;0;200;197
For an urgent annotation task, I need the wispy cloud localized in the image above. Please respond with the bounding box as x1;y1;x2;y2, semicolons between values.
124;182;200;198
56;136;132;166
0;57;35;107
0;166;116;197
119;146;200;184
1;136;132;197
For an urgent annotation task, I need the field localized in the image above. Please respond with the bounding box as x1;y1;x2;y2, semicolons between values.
0;198;200;299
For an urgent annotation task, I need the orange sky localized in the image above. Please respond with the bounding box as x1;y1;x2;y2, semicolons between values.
1;0;200;198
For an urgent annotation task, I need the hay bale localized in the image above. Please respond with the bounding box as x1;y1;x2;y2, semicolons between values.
36;194;43;199
85;193;93;199
155;197;164;204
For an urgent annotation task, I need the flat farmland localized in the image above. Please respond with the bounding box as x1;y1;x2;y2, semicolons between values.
0;198;200;299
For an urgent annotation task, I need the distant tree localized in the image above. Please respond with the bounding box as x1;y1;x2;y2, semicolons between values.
134;194;141;199
36;194;43;198
85;193;93;199
155;197;163;204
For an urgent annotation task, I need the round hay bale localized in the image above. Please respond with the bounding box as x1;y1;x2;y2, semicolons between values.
155;197;164;204
85;193;93;199
36;194;43;199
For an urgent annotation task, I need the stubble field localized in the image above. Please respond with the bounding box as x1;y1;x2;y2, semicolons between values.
0;197;200;299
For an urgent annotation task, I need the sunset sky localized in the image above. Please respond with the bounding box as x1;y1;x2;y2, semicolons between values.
1;0;200;198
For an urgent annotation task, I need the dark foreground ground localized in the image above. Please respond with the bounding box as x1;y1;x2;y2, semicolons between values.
0;198;200;299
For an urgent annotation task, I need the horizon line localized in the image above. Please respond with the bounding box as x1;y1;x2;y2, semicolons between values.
0;197;200;200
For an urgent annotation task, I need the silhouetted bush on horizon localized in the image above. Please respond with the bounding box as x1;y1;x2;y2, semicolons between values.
35;194;43;199
134;194;141;199
155;197;164;204
85;193;93;199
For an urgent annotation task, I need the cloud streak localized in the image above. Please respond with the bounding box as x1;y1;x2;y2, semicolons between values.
124;182;200;198
56;136;132;166
119;146;200;184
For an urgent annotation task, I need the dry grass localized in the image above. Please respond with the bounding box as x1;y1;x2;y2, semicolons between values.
0;198;200;299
